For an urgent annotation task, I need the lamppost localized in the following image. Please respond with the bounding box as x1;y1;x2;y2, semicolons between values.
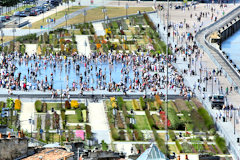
65;11;68;28
102;7;107;24
28;23;32;35
28;115;34;138
12;28;16;52
83;9;87;24
125;3;129;19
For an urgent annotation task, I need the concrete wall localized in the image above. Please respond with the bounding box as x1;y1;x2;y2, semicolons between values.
0;138;28;160
220;18;240;42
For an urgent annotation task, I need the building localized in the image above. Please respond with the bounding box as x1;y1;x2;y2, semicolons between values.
136;144;169;160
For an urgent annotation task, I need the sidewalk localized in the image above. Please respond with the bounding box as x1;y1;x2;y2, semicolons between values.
148;3;240;159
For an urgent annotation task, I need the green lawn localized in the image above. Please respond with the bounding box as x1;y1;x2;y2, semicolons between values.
125;101;133;110
47;103;62;111
66;114;79;123
135;115;151;130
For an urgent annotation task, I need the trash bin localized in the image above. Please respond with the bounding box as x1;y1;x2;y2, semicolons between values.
203;87;205;92
223;117;225;122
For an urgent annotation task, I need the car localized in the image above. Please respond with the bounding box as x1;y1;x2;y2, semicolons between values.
5;15;10;20
25;8;31;12
0;16;6;22
19;11;27;17
13;11;21;16
209;94;225;109
29;10;38;16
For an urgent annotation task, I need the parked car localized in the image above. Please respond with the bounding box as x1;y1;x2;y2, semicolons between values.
25;8;31;12
29;10;38;16
0;16;6;22
5;15;10;20
209;94;225;109
19;11;27;17
13;11;21;16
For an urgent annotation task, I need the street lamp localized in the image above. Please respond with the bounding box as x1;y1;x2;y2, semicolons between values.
29;115;34;138
83;9;87;24
102;7;107;24
12;28;16;52
125;3;129;19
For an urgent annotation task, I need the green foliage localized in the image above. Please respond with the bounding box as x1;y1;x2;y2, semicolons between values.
16;33;37;43
37;116;42;130
139;97;146;110
133;129;144;141
215;134;227;153
101;140;108;151
169;130;176;141
198;107;214;130
6;98;14;109
143;13;156;30
117;97;124;110
181;142;193;153
45;113;51;130
152;128;167;155
174;99;190;112
145;110;155;128
168;108;181;129
175;140;182;153
191;109;207;132
110;124;120;140
80;103;87;110
76;108;83;122
119;130;125;141
85;124;92;140
35;100;42;112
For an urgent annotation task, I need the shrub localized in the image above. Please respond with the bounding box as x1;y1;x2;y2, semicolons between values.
37;116;42;130
101;140;108;151
110;124;120;140
132;99;140;110
117;112;125;129
176;140;182;153
191;110;207;131
215;134;227;153
169;130;176;141
80;103;87;110
117;97;124;110
76;108;83;122
139;97;146;110
155;95;162;107
14;99;21;111
145;110;155;128
42;103;47;113
126;127;133;141
45;113;51;130
152;114;163;129
71;100;79;109
181;142;193;153
134;129;144;141
65;100;71;109
119;130;125;140
85;124;92;139
198;107;214;130
152;128;167;155
35;100;42;112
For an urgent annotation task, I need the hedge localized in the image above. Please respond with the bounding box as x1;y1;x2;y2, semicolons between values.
101;140;108;151
37;116;42;130
35;100;42;112
119;130;125;141
14;99;21;111
80;103;87;110
133;129;144;141
191;110;207;131
117;97;124;110
174;99;189;112
143;13;156;30
152;128;167;155
215;134;227;153
152;114;163;129
110;124;120;140
198;107;214;130
85;124;92;139
175;140;182;153
76;108;83;122
145;110;155;128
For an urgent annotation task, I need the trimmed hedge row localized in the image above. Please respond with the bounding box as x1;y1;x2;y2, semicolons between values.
35;100;42;112
139;97;146;110
176;140;182;153
215;134;227;153
85;124;92;140
76;108;83;122
198;107;214;130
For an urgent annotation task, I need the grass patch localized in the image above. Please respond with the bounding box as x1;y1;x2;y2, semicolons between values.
56;7;153;28
168;144;178;154
47;103;62;111
135;115;151;130
66;114;79;123
28;6;85;29
125;101;133;110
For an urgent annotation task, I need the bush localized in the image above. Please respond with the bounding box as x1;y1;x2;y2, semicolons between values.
80;103;87;110
65;100;70;109
155;95;162;107
139;97;146;110
117;97;124;110
191;110;207;131
126;127;133;141
14;99;21;111
152;114;163;129
176;140;182;153
168;108;181;129
45;113;51;130
35;100;42;112
132;99;140;110
119;130;125;141
169;130;176;141
215;134;227;153
152;128;167;155
101;140;108;151
145;110;155;128
76;108;83;122
110;124;120;140
85;124;92;139
37;116;42;130
133;129;144;141
42;103;47;113
71;100;79;109
198;107;214;130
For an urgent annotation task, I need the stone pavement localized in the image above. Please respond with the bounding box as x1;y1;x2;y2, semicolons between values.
88;101;111;144
93;22;105;36
149;3;240;159
19;102;35;133
75;35;91;57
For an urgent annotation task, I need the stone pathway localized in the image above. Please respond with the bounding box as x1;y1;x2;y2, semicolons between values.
25;44;37;56
76;35;91;57
88;101;111;144
93;22;105;36
20;102;35;133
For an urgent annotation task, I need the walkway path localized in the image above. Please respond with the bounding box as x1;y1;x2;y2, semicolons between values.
75;35;91;57
93;22;105;36
19;102;35;132
88;101;111;144
25;44;37;56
